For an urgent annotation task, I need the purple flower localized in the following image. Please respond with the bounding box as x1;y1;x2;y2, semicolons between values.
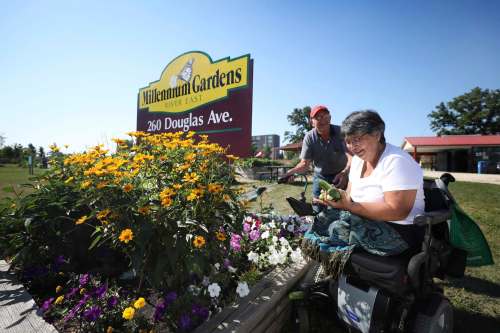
249;229;260;241
107;296;118;309
223;258;231;268
83;305;101;322
40;297;54;312
154;299;167;322
178;313;192;330
230;233;242;252
94;283;107;299
79;273;90;287
66;287;79;299
191;304;209;320
165;291;177;305
243;222;251;233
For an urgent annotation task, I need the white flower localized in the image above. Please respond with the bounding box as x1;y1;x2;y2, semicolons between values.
287;224;295;232
261;231;270;239
268;250;280;265
245;216;252;222
277;251;287;264
214;263;220;271
272;236;278;244
236;281;250;298
268;221;276;229
291;248;303;263
279;237;289;247
208;283;221;298
247;251;259;263
228;266;237;273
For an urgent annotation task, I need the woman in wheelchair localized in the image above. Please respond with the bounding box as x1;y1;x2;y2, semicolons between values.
304;110;425;272
297;110;457;333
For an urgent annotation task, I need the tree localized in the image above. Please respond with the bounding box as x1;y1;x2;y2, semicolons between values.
38;146;45;158
0;133;5;147
428;87;500;135
284;106;313;143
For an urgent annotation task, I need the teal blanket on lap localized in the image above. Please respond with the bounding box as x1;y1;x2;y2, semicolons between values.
301;208;409;278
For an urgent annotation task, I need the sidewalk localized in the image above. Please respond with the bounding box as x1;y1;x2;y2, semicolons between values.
0;260;58;333
424;170;500;185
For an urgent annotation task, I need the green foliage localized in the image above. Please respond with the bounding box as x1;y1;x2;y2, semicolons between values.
284;106;313;143
236;157;283;168
428;87;500;135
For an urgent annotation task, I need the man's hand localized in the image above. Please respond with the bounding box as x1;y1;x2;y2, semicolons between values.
277;175;293;184
313;189;352;211
332;171;348;189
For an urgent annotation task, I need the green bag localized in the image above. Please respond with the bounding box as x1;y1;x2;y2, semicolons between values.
449;203;494;267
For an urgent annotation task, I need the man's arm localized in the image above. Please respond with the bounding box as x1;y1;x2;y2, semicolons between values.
332;152;352;188
284;159;311;178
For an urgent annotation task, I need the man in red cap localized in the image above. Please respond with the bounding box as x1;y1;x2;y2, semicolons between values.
280;105;351;212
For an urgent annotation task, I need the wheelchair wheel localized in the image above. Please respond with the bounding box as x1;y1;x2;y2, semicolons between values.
413;298;453;333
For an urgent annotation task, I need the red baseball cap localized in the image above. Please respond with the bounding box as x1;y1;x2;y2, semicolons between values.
310;105;329;118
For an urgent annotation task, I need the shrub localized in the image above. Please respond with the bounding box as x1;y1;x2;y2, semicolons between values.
0;131;309;332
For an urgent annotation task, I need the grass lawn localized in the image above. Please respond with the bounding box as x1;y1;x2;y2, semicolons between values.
0;164;43;196
242;178;500;332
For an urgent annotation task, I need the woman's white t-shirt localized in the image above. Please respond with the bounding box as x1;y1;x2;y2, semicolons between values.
348;143;425;225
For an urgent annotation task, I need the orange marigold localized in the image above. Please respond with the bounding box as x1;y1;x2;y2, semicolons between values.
119;229;134;243
193;235;206;248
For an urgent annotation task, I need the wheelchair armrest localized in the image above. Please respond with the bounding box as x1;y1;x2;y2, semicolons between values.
413;209;451;227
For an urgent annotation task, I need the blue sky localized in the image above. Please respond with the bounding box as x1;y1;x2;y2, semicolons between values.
1;0;499;152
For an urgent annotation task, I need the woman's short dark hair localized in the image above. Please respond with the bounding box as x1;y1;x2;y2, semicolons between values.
341;110;386;144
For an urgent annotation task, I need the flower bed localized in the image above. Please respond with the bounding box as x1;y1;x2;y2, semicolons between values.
0;132;310;332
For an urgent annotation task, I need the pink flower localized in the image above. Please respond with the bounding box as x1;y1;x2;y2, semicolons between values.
230;233;242;252
249;229;260;241
243;222;251;234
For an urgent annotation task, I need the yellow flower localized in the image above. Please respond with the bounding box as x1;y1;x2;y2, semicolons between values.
161;196;172;207
49;144;60;152
226;154;239;161
119;229;134;243
64;177;74;184
208;183;223;193
56;285;63;293
122;306;135;320
193;235;206;248
182;172;200;183
96;181;108;189
75;215;88;225
54;295;64;305
80;288;86;295
96;208;111;220
160;188;175;198
133;297;146;309
173;184;182;190
184;152;196;162
106;326;113;333
223;194;231;202
123;183;134;192
81;180;92;189
215;231;227;241
138;206;150;215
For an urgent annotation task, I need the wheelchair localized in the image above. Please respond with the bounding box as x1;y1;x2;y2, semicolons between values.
289;173;467;333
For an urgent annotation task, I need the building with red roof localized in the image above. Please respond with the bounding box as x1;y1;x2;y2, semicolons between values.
402;135;500;173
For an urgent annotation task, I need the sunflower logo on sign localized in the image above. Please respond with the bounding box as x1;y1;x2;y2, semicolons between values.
170;58;194;87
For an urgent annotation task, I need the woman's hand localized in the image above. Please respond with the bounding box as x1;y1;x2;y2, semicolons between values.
313;189;353;211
